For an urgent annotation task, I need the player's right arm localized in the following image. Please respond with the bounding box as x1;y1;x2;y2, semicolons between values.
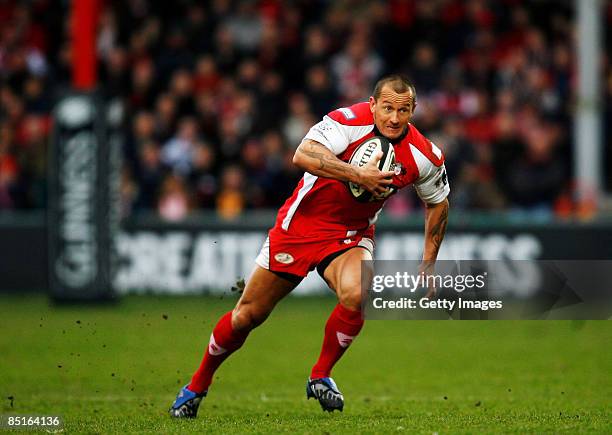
293;113;394;195
293;140;393;195
412;140;450;299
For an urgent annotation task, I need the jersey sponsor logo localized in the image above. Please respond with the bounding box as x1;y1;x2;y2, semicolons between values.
317;120;334;132
274;252;295;264
336;332;355;348
208;333;227;356
338;107;356;120
312;120;333;141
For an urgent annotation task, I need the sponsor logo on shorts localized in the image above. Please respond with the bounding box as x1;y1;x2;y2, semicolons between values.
274;252;294;264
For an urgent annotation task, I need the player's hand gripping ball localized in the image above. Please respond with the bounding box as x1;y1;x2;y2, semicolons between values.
347;136;396;202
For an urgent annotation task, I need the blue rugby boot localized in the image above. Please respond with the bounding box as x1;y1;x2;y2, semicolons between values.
169;385;206;418
306;377;344;412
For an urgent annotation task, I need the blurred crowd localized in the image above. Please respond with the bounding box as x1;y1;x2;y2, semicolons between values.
1;0;611;221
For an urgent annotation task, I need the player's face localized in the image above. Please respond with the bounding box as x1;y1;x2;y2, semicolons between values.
369;85;415;141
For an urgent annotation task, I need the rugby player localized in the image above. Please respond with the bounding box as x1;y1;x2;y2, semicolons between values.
170;74;450;417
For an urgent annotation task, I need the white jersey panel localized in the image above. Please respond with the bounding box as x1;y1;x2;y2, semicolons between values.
281;172;318;230
410;144;450;204
303;115;373;155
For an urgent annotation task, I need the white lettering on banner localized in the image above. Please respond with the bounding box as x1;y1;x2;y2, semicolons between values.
240;234;267;279
160;232;190;293
116;232;160;292
219;233;239;287
377;233;542;296
115;231;268;294
448;235;479;260
377;234;541;261
55;131;97;288
189;233;263;290
186;234;218;290
57;96;94;128
115;231;543;296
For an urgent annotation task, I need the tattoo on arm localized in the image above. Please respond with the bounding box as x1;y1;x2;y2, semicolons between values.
297;140;358;181
428;204;448;258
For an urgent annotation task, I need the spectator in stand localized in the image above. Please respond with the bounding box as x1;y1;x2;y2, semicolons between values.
301;26;332;71
169;69;196;117
494;119;567;220
134;140;166;211
193;55;221;95
240;138;266;208
128;59;158;111
331;32;384;104
282;93;316;148
158;173;193;221
154;93;178;142
161;117;200;176
304;65;337;119
189;141;218;209
216;165;246;220
0;123;22;208
222;0;263;55
408;43;440;94
255;72;285;133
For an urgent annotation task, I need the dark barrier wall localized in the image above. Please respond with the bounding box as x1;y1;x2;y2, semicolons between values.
0;219;48;292
1;213;611;293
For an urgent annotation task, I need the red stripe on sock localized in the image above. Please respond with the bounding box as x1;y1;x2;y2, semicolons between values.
310;304;364;379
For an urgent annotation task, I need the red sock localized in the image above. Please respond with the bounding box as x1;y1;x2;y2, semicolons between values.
188;311;249;393
311;304;364;379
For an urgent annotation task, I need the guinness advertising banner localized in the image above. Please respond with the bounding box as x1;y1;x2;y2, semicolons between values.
47;94;121;301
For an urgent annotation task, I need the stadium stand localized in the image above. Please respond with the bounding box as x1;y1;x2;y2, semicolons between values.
0;0;610;220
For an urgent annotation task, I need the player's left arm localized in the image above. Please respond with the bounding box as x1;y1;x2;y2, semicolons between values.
422;198;449;262
414;157;450;298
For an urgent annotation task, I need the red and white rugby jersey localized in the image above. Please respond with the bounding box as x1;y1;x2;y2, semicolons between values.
273;102;450;238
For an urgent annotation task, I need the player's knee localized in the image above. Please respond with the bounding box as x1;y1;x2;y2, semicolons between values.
338;286;362;311
231;303;271;331
246;305;271;328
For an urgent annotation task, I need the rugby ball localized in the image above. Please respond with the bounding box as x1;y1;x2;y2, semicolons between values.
347;136;396;202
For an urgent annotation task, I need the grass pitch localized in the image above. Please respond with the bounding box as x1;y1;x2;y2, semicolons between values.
0;293;610;434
